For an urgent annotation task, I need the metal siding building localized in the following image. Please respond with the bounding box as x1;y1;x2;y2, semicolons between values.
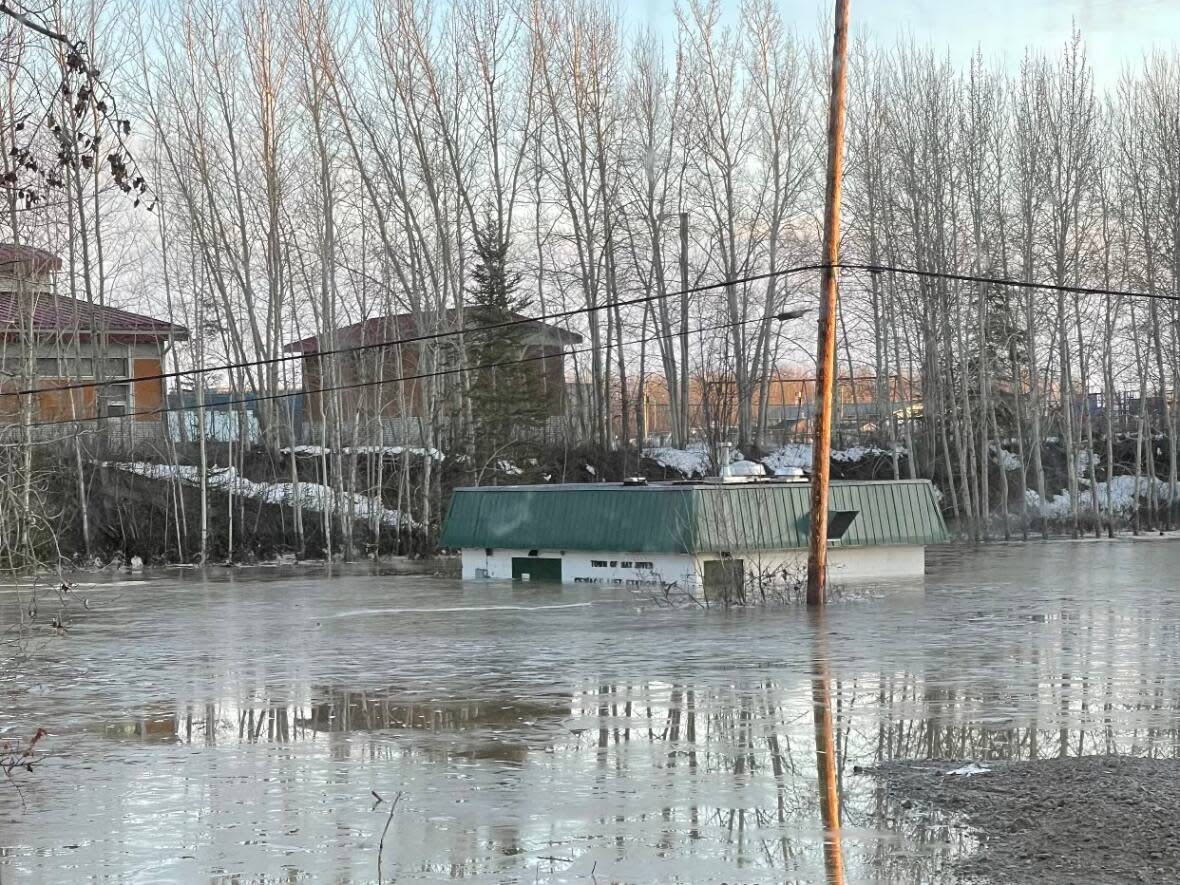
441;479;947;592
441;480;947;554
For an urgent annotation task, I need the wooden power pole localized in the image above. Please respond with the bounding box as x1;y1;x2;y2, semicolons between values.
807;0;851;606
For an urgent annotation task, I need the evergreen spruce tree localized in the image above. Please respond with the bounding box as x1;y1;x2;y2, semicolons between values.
467;215;549;453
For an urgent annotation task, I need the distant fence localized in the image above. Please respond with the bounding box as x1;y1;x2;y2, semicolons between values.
166;410;261;445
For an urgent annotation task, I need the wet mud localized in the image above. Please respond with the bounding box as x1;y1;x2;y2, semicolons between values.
872;756;1180;884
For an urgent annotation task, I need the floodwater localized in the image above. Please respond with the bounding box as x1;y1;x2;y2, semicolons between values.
2;540;1180;884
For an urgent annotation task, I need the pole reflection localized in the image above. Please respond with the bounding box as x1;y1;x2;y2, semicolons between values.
812;611;846;885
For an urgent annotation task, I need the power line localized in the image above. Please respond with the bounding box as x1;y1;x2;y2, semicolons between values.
839;263;1169;303
0;263;828;400
14;311;774;433
3;258;1169;405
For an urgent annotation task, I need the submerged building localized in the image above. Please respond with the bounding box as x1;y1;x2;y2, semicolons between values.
440;472;947;594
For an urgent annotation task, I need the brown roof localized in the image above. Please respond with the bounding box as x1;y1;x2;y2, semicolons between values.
0;290;188;342
285;308;582;354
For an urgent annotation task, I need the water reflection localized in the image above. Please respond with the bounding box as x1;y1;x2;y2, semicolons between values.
3;543;1180;882
95;689;573;769
811;615;846;885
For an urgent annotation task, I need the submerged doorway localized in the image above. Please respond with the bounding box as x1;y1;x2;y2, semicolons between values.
511;557;562;582
702;558;745;600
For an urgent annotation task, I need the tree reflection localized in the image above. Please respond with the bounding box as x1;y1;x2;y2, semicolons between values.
84;606;1180;883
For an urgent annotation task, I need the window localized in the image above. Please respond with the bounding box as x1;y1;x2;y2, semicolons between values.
63;357;94;376
590;560;607;568
0;355;101;376
103;357;129;378
635;562;654;570
99;383;132;417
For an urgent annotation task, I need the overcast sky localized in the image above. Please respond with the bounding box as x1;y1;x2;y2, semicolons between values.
626;0;1180;86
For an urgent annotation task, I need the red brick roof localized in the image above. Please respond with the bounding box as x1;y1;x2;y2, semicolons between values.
0;290;188;342
285;308;582;354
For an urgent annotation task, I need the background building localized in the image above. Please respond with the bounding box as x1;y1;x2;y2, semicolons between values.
0;244;188;444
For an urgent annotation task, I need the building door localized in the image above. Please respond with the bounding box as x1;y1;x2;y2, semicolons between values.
511;557;562;583
702;558;745;599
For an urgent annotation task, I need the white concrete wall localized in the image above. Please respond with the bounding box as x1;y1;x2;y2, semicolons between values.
727;545;924;582
461;548;699;589
829;545;925;579
461;544;925;589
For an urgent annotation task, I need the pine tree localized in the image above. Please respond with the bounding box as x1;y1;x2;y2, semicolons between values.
466;215;549;453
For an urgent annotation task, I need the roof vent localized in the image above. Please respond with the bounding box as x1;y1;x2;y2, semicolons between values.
722;460;765;483
622;476;648;486
775;466;806;481
718;442;734;478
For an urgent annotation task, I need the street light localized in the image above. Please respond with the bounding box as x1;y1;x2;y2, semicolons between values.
773;307;813;444
775;307;811;322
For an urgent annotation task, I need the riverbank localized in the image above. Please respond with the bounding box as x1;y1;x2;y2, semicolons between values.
870;757;1180;885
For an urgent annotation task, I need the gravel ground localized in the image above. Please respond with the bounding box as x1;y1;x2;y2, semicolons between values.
870;756;1180;884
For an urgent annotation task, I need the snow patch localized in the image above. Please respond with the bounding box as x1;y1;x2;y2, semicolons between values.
281;444;443;461
281;444;329;456
991;445;1021;472
345;445;444;461
1028;474;1177;519
645;443;907;478
762;444;813;471
1076;450;1099;479
762;443;907;473
105;462;418;529
643;446;711;477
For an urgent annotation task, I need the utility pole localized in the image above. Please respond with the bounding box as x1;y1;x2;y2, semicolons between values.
679;211;690;447
806;0;851;606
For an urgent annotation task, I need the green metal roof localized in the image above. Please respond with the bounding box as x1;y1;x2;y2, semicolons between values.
439;480;947;554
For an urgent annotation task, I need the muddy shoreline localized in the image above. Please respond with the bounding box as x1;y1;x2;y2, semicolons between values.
870;756;1180;884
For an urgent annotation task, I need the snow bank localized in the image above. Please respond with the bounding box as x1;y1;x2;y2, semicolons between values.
991;446;1021;472
644;443;905;478
762;443;906;472
762;444;813;471
281;444;328;456
1029;474;1177;519
281;445;444;461
1076;450;1099;479
643;446;711;477
106;462;418;529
